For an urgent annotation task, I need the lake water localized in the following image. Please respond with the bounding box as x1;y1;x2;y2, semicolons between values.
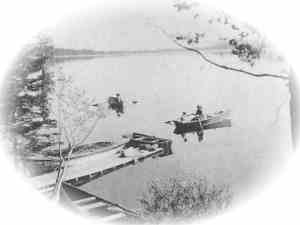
57;51;292;210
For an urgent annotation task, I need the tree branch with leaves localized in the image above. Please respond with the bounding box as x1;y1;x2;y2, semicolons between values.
1;35;58;174
149;2;289;81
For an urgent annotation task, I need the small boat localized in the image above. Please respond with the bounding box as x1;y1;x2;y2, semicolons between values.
169;110;231;135
173;120;202;135
123;133;173;157
108;96;124;115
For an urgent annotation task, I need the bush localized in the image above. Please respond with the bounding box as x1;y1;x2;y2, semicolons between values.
229;39;261;66
139;176;232;223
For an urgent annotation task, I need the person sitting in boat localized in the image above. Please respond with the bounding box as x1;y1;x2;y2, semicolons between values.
195;106;204;142
192;105;204;140
108;93;124;117
194;105;205;120
180;112;187;122
179;112;188;142
116;93;124;116
116;93;122;104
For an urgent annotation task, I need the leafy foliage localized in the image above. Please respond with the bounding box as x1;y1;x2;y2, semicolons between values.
2;37;58;156
149;1;288;80
172;1;266;67
139;176;232;223
228;39;261;66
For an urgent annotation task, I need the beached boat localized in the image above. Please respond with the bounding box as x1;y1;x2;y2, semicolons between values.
124;133;173;157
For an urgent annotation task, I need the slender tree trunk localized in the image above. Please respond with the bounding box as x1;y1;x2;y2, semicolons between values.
52;159;65;201
53;143;71;201
53;85;64;201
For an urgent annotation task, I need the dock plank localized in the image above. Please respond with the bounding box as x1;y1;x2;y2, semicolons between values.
30;145;164;189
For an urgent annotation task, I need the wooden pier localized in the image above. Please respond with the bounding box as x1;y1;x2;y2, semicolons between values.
31;133;172;192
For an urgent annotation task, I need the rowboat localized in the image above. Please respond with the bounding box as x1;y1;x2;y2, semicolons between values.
171;110;231;135
108;96;124;115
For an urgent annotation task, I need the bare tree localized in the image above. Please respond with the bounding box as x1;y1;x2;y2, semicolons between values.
49;67;140;200
50;70;106;201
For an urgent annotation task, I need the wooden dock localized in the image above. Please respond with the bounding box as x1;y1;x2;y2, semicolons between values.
31;133;172;191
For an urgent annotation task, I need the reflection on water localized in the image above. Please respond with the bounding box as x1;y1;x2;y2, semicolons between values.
56;52;292;209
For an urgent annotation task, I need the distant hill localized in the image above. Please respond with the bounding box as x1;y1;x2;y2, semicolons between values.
18;44;231;64
54;48;105;56
54;44;229;56
53;44;231;63
53;48;188;57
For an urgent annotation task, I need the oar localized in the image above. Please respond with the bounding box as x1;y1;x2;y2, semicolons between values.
122;99;139;105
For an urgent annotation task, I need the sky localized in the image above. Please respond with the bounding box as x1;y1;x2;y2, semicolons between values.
45;0;251;51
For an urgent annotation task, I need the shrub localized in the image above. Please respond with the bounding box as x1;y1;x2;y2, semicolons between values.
139;176;232;223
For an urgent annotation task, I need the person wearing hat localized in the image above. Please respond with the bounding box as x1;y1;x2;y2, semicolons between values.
195;105;205;142
115;93;123;116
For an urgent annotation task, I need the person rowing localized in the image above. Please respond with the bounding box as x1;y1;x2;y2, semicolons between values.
192;105;204;142
107;93;124;117
178;108;204;142
194;105;205;120
179;112;188;142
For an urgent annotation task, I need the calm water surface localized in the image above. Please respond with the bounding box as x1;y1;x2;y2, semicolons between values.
57;52;292;209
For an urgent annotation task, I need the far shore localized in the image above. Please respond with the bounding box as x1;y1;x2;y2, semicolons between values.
53;48;233;63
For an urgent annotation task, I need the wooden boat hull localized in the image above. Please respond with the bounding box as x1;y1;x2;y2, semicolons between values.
202;118;231;130
173;120;202;135
173;118;231;135
125;133;173;157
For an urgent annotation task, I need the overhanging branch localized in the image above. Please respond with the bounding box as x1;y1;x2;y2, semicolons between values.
174;41;289;80
150;22;289;81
